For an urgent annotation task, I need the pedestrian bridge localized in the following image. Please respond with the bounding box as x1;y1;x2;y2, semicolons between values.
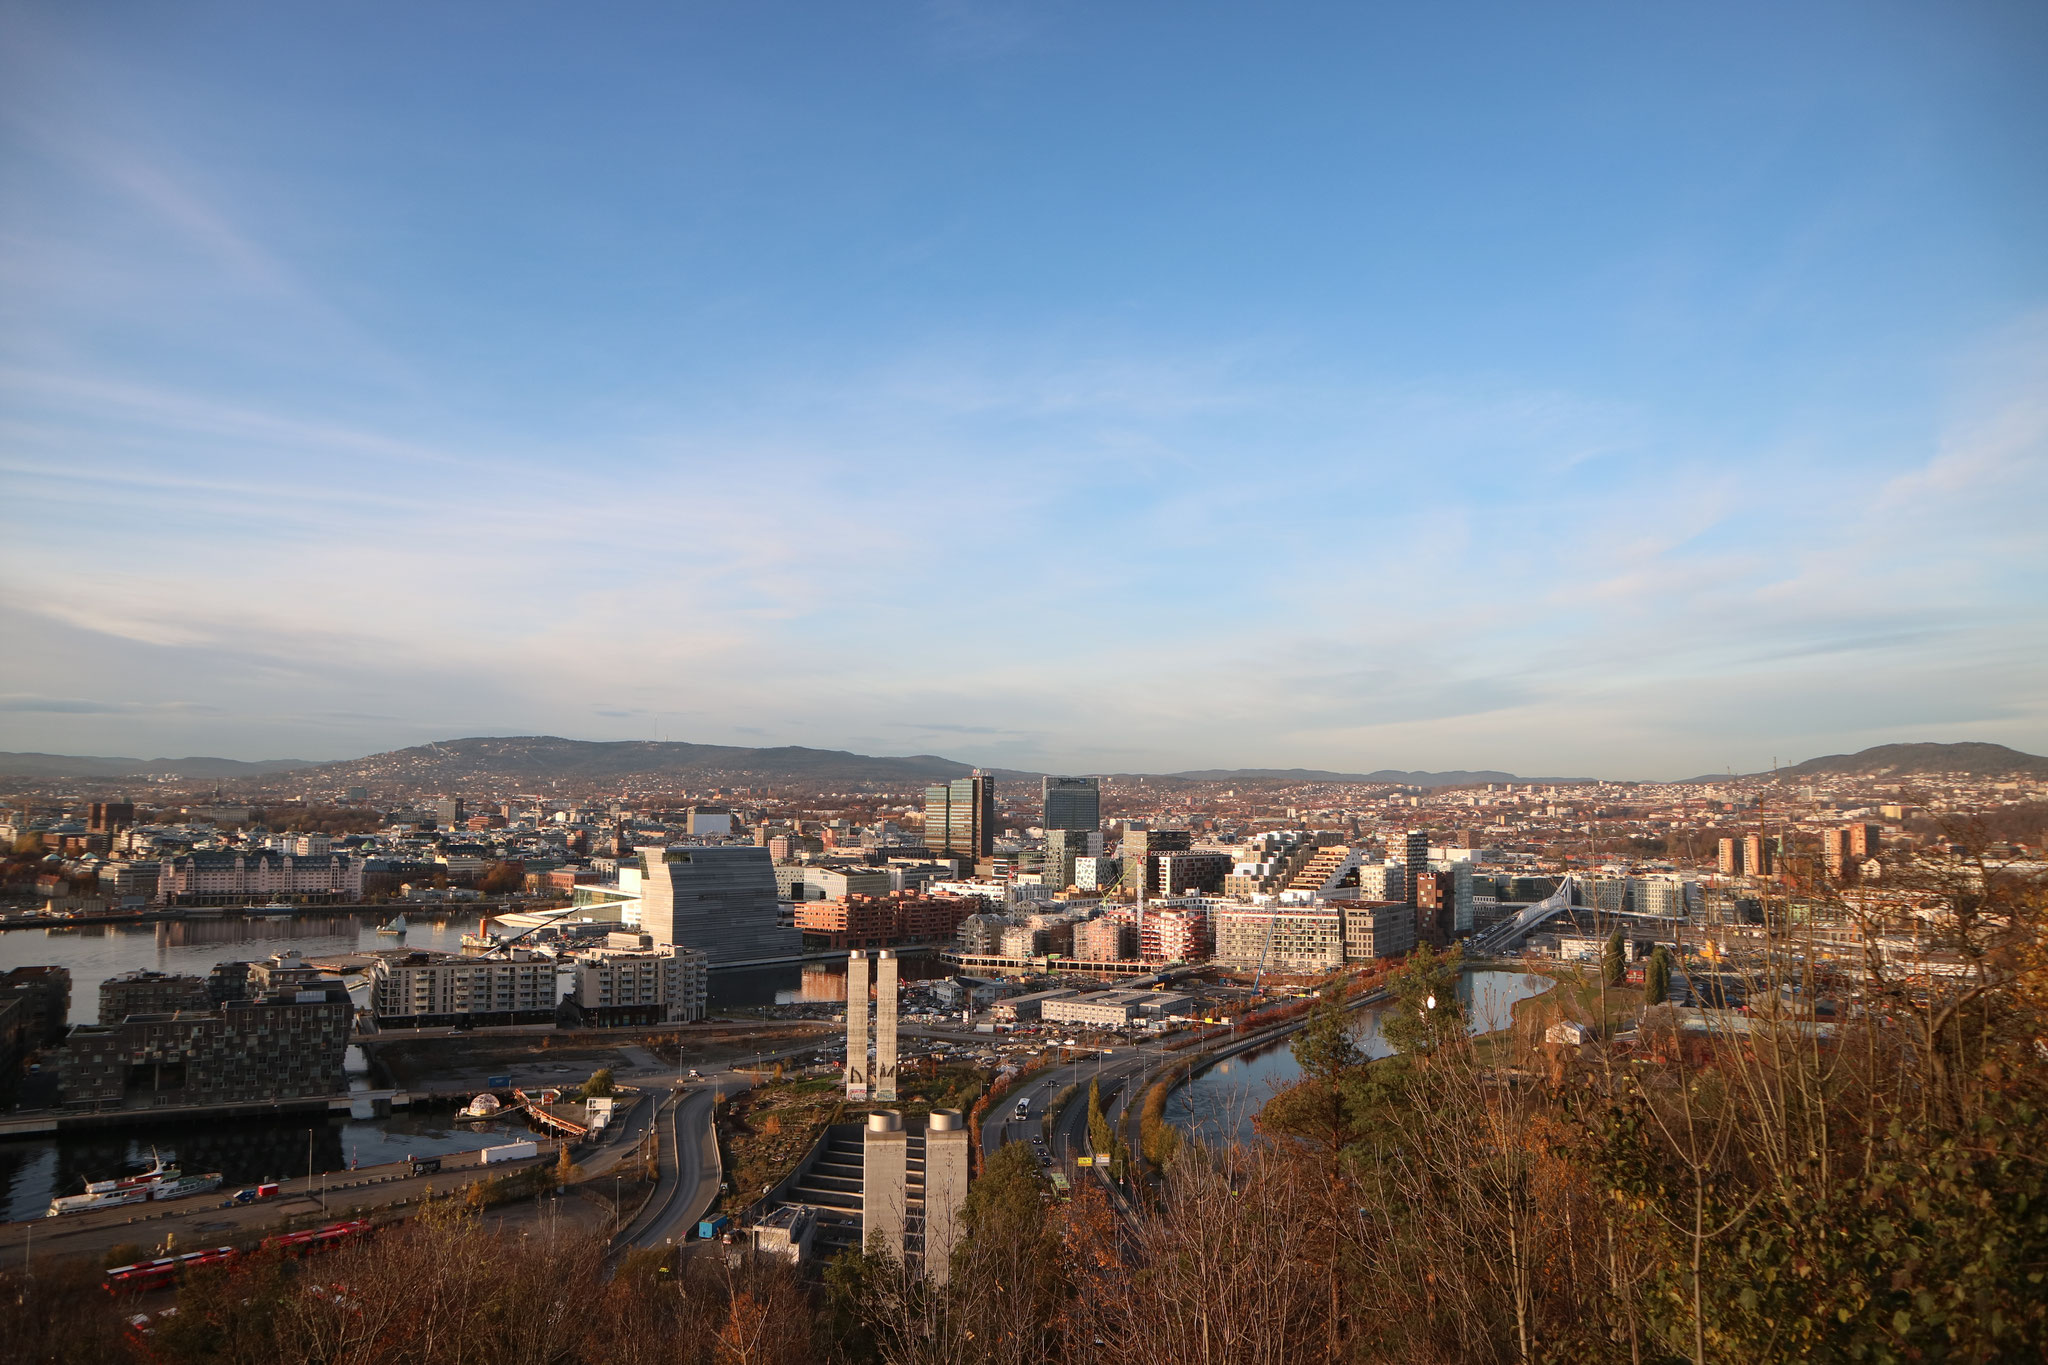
1469;876;1578;955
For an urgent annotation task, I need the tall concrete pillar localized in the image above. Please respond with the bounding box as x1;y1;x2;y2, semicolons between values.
923;1108;971;1284
845;951;869;1098
862;1109;907;1261
874;949;899;1101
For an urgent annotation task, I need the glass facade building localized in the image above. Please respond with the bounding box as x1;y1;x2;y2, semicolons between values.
923;774;995;859
1041;776;1101;832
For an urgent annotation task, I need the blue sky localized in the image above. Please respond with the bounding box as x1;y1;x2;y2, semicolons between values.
2;1;2044;779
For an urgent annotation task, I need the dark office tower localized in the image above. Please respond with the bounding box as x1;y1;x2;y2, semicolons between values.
923;773;995;860
1396;830;1429;905
88;801;135;835
1041;777;1101;832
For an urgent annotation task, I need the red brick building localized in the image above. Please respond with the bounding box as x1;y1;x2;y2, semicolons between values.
794;893;977;951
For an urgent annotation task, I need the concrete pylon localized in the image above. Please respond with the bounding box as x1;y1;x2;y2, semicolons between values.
845;950;869;1099
923;1109;971;1284
862;1109;907;1260
874;949;899;1101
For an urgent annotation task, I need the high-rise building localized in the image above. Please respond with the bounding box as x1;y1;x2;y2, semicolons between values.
1848;823;1882;858
1717;837;1743;876
635;845;794;966
1742;834;1772;878
1394;830;1429;904
1041;777;1101;832
87;801;134;835
1042;827;1103;893
923;774;995;860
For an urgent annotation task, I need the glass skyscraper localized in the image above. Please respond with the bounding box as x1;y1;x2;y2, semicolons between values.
1041;776;1100;832
923;773;995;859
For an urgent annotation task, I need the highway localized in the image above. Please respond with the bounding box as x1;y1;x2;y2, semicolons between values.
979;1046;1165;1178
610;1083;727;1253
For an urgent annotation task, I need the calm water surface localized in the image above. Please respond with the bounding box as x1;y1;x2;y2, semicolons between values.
0;917;938;1222
1169;970;1555;1146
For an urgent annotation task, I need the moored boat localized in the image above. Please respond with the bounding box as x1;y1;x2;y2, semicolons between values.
47;1152;212;1216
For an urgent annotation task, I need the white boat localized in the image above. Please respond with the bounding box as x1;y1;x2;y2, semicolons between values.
151;1172;223;1201
376;914;408;936
47;1151;211;1216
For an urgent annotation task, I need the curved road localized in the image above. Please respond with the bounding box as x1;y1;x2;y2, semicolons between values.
611;1083;728;1253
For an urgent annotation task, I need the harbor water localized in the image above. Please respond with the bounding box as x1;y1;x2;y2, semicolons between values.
0;914;934;1222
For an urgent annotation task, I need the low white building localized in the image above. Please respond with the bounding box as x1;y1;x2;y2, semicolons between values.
1040;989;1198;1029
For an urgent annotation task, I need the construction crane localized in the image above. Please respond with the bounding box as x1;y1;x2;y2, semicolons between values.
1251;909;1282;998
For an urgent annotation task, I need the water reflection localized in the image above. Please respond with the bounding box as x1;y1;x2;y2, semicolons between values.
1170;970;1555;1147
707;952;949;1010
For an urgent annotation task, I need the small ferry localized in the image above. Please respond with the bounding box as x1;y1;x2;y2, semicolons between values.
47;1153;221;1216
375;913;408;936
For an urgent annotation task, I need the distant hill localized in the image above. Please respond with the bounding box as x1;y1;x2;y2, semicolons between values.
1167;767;1533;788
300;735;983;787
0;752;315;779
1775;742;2048;780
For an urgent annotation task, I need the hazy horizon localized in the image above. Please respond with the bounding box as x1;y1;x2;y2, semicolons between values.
3;3;2043;780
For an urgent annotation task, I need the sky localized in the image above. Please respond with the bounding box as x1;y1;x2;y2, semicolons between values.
1;1;2044;781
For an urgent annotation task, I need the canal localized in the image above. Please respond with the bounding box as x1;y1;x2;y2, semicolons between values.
1167;969;1556;1146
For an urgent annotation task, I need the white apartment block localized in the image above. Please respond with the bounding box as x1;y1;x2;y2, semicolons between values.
370;951;557;1022
570;937;707;1023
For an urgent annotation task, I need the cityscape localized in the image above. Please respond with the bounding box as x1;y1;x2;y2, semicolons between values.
1;739;2044;1361
3;3;2045;1364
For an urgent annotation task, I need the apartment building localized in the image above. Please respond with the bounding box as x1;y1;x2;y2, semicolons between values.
56;977;352;1109
570;935;706;1025
156;851;364;905
370;950;558;1027
794;893;977;951
1213;907;1346;974
99;970;210;1024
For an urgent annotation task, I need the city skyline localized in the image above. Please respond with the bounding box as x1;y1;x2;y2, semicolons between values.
3;3;2045;779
